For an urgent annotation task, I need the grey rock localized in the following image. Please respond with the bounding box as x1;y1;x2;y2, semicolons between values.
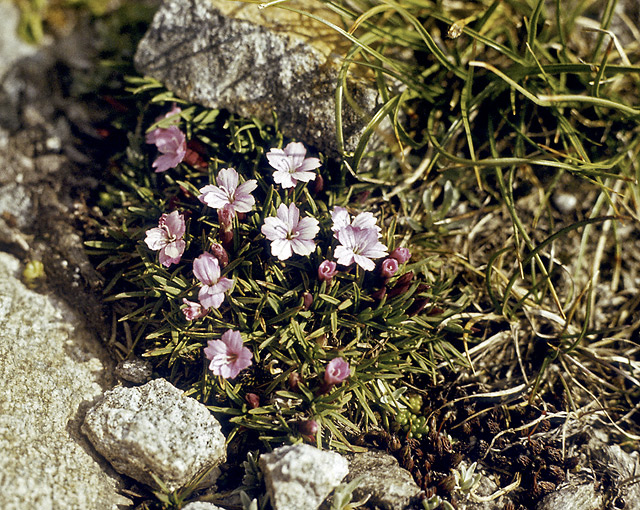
345;450;420;510
115;357;153;384
182;503;226;510
260;443;349;510
82;378;227;491
0;4;39;80
536;483;604;510
0;251;130;510
134;0;380;155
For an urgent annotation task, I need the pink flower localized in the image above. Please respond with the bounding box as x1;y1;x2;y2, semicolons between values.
334;226;388;271
204;329;253;379
380;258;399;278
182;298;208;320
331;207;382;238
144;211;186;267
146;125;187;173
318;260;338;282
261;203;319;260
193;252;234;309
198;167;258;216
324;357;350;385
266;142;320;189
390;247;411;264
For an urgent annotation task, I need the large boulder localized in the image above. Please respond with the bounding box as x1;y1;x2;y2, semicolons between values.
0;251;130;510
134;0;381;156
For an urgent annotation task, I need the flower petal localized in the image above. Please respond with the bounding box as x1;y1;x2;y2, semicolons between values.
144;227;167;250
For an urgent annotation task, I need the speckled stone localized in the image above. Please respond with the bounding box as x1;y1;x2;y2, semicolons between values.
0;252;130;510
134;0;380;156
82;378;227;491
260;443;349;510
345;450;421;510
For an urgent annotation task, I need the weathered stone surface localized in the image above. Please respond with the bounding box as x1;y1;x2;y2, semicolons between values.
260;443;349;510
345;450;421;510
134;0;380;155
115;357;153;384
82;378;227;491
0;3;39;80
0;251;130;510
536;483;603;510
182;502;226;510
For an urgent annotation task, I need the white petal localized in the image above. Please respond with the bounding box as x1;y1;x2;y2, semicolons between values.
271;239;293;260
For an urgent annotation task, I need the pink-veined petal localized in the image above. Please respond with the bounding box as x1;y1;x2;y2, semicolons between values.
271;239;293;260
144;227;167;250
163;211;186;238
216;167;239;192
290;238;315;257
193;253;220;285
296;216;320;240
261;216;289;241
352;254;376;271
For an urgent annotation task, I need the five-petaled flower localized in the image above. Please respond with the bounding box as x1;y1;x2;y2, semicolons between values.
193;252;234;309
261;203;319;260
324;357;350;385
181;298;208;321
331;206;381;238
266;142;321;189
146;108;187;172
334;225;388;271
318;260;338;282
198;167;257;217
144;211;186;267
204;329;253;379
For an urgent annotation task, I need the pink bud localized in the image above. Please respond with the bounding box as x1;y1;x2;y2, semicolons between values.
390;247;411;264
380;258;399;278
288;371;301;390
245;393;260;409
324;357;350;385
297;419;319;436
318;260;338;282
313;174;324;194
210;243;229;267
218;204;234;231
303;292;313;310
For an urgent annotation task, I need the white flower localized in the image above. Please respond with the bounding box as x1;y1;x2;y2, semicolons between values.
198;167;257;216
334;225;388;271
261;203;319;260
331;206;381;238
266;142;320;189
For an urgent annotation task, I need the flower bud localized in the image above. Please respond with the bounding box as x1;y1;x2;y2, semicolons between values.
218;204;234;231
288;371;301;390
297;419;319;436
303;292;313;310
380;258;399;278
210;243;229;267
390;247;411;264
313;173;324;194
245;392;260;409
324;357;351;385
318;260;338;282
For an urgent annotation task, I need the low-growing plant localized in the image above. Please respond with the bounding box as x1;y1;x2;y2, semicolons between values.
88;83;471;451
